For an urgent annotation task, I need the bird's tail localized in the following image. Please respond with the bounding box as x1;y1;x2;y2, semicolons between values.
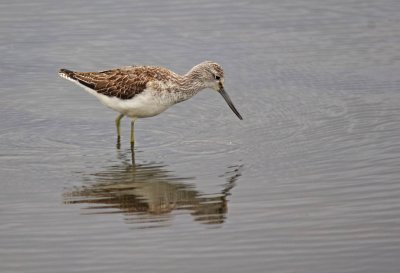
58;68;76;80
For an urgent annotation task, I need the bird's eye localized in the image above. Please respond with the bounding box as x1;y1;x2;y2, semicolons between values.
215;75;220;80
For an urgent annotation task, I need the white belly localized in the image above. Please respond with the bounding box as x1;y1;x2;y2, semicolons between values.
82;86;170;118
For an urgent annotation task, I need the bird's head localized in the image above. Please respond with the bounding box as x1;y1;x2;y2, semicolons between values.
189;61;243;120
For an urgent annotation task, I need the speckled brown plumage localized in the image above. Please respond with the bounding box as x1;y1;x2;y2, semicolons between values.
59;66;179;100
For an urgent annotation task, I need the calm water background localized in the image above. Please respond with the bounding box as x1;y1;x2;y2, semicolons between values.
1;0;400;272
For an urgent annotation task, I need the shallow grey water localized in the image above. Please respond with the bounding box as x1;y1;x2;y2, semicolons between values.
1;0;400;272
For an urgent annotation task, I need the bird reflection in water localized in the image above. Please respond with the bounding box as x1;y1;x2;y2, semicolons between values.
64;149;242;228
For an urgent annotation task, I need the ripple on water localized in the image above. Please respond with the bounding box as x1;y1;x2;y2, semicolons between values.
169;139;239;156
0;125;80;156
138;127;184;150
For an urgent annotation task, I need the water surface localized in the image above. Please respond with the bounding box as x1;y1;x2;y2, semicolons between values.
1;0;400;272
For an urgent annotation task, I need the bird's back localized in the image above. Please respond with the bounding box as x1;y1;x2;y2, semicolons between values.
59;66;179;100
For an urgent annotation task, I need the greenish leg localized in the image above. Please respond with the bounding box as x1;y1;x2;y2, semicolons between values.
130;119;137;165
115;114;124;138
130;119;136;146
115;114;124;149
130;141;136;165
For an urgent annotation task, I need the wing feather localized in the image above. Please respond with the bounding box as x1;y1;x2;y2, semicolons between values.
59;66;178;100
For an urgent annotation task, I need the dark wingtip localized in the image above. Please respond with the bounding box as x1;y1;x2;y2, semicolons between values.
59;68;71;73
59;69;96;89
59;68;75;78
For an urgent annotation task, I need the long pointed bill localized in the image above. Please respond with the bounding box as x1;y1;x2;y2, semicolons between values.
218;86;243;120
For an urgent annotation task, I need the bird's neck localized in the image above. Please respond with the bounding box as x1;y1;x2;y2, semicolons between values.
172;71;207;103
